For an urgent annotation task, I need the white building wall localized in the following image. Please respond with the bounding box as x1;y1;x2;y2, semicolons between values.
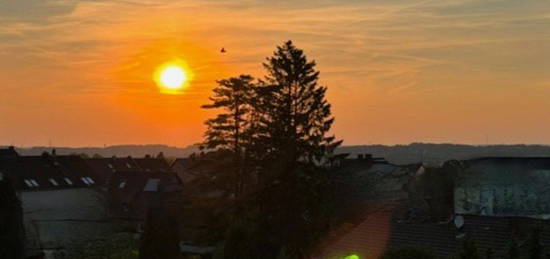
21;188;115;258
455;167;550;218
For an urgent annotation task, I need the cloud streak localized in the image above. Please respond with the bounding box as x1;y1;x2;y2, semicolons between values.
1;0;550;146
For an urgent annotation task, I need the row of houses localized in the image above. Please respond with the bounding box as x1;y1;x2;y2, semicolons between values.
5;144;550;258
0;146;192;258
319;157;550;258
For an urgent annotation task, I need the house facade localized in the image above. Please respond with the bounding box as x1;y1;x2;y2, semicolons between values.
318;156;550;258
455;157;550;218
0;151;109;258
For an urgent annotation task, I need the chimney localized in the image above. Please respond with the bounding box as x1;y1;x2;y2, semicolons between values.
52;149;57;156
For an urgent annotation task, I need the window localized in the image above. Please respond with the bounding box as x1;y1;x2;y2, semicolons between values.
126;163;132;168
49;178;59;186
143;178;160;192
30;179;39;187
86;177;95;184
108;163;114;169
24;179;33;187
118;181;126;189
64;178;73;185
81;177;91;185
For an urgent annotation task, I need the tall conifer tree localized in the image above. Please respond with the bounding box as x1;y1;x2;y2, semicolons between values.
261;40;341;167
252;41;341;257
201;74;255;197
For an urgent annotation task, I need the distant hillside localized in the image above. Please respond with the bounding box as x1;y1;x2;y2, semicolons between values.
7;143;550;165
11;144;199;158
339;143;550;165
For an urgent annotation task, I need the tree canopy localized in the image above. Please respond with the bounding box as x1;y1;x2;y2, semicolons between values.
198;41;341;258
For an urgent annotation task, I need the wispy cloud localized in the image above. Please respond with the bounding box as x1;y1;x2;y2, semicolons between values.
1;0;550;146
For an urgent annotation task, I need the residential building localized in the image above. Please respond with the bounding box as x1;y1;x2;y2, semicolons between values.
318;157;550;258
0;150;108;258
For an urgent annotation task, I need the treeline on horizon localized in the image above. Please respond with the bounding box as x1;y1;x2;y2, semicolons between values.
11;143;550;165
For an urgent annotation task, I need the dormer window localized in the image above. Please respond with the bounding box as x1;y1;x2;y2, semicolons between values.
64;178;73;185
118;181;126;189
81;177;91;185
49;178;59;186
24;179;34;188
27;179;39;187
85;177;95;184
143;178;160;192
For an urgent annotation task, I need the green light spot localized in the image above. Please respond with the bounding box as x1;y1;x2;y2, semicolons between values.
344;254;360;259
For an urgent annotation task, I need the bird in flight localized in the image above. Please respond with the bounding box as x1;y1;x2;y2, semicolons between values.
221;48;226;53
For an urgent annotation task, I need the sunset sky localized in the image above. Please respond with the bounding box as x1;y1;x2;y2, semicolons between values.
1;0;550;147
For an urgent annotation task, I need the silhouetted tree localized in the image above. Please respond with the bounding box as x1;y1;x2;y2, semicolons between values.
485;248;494;259
0;175;24;259
155;151;165;160
457;239;481;259
139;201;180;259
527;227;544;259
260;40;341;165
201;75;256;198
507;240;520;259
246;40;341;258
415;162;459;221
196;41;341;259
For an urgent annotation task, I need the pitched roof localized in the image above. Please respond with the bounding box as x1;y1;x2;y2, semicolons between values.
318;203;455;259
110;157;141;171
0;146;19;159
85;157;146;185
171;158;196;183
465;157;550;169
108;170;182;220
171;158;190;167
84;158;116;184
134;157;172;172
52;155;98;186
0;154;98;191
318;203;550;259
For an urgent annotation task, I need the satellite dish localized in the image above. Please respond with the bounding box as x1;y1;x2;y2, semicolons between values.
454;215;464;229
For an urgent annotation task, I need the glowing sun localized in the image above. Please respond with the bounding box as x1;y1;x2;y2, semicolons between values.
160;66;186;88
154;60;192;94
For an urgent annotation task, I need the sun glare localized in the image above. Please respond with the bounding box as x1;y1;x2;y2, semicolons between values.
154;60;192;94
160;66;186;88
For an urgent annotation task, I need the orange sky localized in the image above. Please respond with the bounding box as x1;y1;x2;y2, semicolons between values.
1;0;550;147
